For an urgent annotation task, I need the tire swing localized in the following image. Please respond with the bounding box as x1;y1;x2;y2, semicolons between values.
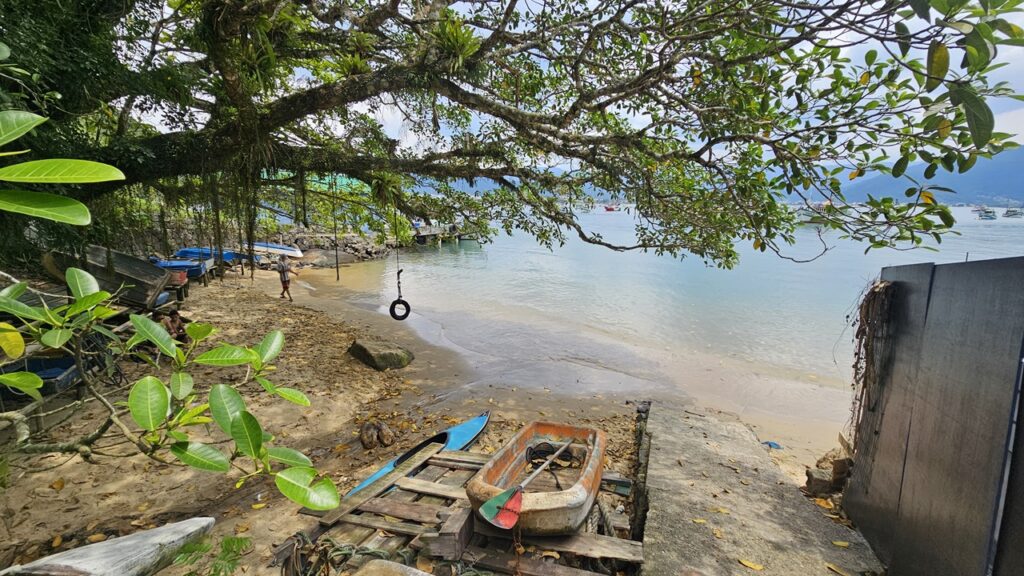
389;206;410;321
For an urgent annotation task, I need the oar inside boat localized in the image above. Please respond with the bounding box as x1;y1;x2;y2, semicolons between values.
479;441;573;529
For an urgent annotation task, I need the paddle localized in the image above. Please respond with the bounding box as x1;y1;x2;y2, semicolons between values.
479;441;573;529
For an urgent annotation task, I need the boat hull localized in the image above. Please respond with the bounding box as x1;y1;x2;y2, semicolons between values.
251;242;303;258
466;421;606;535
45;246;171;309
346;411;490;497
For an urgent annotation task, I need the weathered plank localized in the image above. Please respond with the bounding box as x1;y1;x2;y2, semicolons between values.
320;442;445;526
462;546;605;576
476;524;644;564
333;514;432;537
427;457;483;471
436;451;491;465
358;498;447;524
1;517;213;576
424;507;474;560
395;477;468;500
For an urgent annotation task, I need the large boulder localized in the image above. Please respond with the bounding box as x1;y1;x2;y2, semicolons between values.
349;339;414;371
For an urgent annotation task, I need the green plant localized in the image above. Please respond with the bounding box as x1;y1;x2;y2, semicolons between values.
174;536;253;576
0;109;124;225
0;267;339;510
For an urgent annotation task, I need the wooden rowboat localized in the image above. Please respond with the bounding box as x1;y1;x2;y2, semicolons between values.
44;246;171;309
466;421;606;535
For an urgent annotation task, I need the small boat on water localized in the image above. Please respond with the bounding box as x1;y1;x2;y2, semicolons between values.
346;411;490;497
603;204;620;212
1004;208;1023;219
466;421;606;535
978;208;998;220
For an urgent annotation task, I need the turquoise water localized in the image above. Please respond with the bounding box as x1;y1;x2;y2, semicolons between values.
361;206;1024;389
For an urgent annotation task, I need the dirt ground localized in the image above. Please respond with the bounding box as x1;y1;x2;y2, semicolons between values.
0;276;639;574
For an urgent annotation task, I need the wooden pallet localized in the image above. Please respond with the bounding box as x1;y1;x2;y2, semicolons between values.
283;449;642;575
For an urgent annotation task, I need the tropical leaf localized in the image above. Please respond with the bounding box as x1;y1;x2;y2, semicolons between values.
130;314;177;358
194;344;257;366
230;411;263;458
65;291;111;318
0;282;27;298
0;322;25;359
0;371;43;401
65;267;99;299
128;376;170;432
171;442;231;472
40;329;73;349
275;387;310;407
185;322;215;342
255;377;276;393
268;446;312;467
209;384;246;434
169;372;194;400
925;41;949;92
274;467;340;510
255;330;285;363
958;88;995;147
0;159;125;184
0;110;47;147
0;295;47;322
0;190;91;225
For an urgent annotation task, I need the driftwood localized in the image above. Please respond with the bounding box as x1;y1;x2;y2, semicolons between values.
0;517;213;576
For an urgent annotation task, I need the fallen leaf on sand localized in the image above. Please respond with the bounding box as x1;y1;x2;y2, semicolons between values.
738;559;764;571
540;550;560;559
234;523;250;534
691;518;707;524
740;479;751;486
831;540;850;548
712;528;724;539
50;478;65;492
416;557;435;574
51;535;62;548
814;498;834;510
131;519;147;527
251;503;267;510
136;502;151;512
712;507;730;514
87;534;107;543
826;562;852;576
85;521;99;532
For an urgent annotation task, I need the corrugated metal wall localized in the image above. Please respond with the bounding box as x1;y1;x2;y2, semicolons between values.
846;257;1024;575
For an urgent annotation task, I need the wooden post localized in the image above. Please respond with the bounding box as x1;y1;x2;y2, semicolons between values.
427;506;474;560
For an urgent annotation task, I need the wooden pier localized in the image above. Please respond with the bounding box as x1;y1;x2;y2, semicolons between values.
413;225;479;245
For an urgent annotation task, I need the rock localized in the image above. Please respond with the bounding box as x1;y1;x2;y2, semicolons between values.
348;339;414;371
831;457;854;489
359;422;379;450
376;421;396;447
804;468;834;496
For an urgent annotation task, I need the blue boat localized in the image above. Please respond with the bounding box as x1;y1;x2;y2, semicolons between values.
175;247;268;267
346;411;490;497
149;256;212;279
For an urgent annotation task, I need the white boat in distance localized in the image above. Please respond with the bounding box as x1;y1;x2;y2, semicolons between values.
249;241;303;258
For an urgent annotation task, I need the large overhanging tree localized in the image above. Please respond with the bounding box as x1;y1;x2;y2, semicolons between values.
1;0;1021;266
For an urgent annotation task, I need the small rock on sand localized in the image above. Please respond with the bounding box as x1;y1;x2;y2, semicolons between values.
349;339;414;371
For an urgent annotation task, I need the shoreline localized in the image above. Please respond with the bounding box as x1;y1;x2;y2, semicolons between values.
275;264;854;476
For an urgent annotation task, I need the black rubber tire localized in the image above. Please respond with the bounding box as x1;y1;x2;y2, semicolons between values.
389;298;411;321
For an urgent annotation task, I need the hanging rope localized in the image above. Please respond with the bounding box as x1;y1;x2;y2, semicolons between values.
389;204;410;321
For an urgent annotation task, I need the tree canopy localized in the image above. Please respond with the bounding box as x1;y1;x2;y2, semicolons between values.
1;0;1021;265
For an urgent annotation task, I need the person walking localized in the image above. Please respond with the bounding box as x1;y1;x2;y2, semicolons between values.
277;255;298;302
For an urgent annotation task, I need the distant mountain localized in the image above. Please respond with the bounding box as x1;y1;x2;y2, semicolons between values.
842;147;1024;206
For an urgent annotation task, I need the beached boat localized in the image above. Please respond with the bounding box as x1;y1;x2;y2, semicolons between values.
466;421;607;535
251;241;303;258
346;411;490;497
43;246;171;309
149;256;214;279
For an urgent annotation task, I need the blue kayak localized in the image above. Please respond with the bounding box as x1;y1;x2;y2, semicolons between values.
149;257;209;278
346;411;490;497
174;247;264;264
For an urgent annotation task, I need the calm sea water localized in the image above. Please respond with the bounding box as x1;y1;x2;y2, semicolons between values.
347;206;1024;389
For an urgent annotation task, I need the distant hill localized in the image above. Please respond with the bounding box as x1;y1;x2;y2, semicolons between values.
843;147;1024;206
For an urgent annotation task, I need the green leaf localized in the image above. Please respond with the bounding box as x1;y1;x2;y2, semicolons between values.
0;42;9;62
230;411;263;458
65;267;99;299
174;402;210;426
0;322;25;359
130;314;178;358
128;376;170;432
0;110;47;147
892;155;910;177
268;446;313;467
65;291;111;318
255;376;276;393
959;88;995;147
0;371;43;401
194;344;256;366
170;442;230;472
896;22;911;56
274;467;340;511
275;387;310;407
925;41;949;92
909;0;930;19
169;372;194;400
865;49;877;66
255;330;285;363
0;159;125;184
0;295;47;322
40;329;73;349
185;322;215;342
0;282;27;299
209;384;246;434
0;190;90;225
